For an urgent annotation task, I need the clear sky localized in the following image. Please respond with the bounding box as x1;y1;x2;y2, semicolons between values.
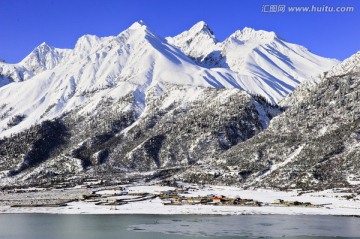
0;0;359;63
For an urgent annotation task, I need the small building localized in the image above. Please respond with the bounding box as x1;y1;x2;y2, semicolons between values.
213;197;222;203
162;200;173;205
200;198;211;204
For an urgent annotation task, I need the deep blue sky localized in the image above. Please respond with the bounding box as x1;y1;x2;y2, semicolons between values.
0;0;359;63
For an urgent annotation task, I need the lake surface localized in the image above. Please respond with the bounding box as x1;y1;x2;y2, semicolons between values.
0;214;359;239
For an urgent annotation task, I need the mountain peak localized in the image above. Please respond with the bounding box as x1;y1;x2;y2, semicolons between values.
74;34;101;52
39;42;50;47
129;20;147;30
183;21;215;40
23;42;54;62
230;27;278;41
188;21;215;36
166;21;218;61
18;41;71;75
32;42;53;53
325;51;360;78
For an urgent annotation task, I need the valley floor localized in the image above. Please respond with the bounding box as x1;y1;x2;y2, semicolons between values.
1;184;360;216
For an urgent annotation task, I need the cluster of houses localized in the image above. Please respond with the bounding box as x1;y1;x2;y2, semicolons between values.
272;199;315;207
78;185;317;208
79;187;263;207
159;190;261;206
4;182;319;209
159;191;317;207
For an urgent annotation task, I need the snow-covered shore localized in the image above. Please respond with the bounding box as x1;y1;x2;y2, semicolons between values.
1;185;360;216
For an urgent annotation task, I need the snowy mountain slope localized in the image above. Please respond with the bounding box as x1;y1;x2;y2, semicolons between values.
280;52;360;107
0;43;71;83
1;21;333;104
0;21;276;138
0;63;28;83
325;51;360;77
167;22;338;102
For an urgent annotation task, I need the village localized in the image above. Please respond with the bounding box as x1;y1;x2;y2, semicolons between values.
78;183;319;209
2;178;359;215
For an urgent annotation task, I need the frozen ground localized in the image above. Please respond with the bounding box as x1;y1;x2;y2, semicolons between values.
0;185;359;215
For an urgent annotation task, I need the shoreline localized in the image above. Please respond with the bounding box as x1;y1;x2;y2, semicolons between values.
1;184;360;216
1;211;360;217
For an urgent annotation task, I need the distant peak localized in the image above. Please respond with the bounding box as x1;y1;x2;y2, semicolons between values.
74;34;101;51
36;42;52;50
189;21;215;37
39;42;49;47
75;34;100;46
230;27;278;41
31;42;53;55
169;21;217;44
129;20;147;30
191;21;207;29
77;34;100;41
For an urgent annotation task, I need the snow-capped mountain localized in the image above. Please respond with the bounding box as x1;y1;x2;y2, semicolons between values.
0;22;231;137
0;21;226;138
166;21;218;62
20;42;71;75
168;21;338;102
0;43;71;82
0;20;349;188
0;21;337;139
